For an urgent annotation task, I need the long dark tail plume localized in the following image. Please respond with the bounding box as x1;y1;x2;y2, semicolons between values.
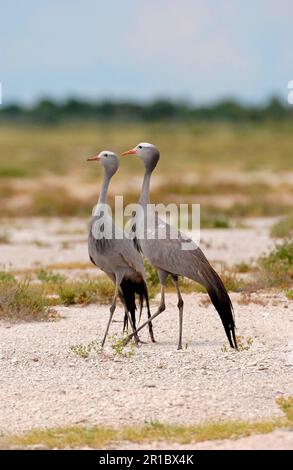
120;278;155;342
120;279;137;332
199;263;237;349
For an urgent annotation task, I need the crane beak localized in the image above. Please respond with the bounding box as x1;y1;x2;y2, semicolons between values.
87;155;100;162
121;148;137;156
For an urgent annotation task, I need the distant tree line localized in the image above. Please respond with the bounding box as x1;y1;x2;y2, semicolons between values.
0;96;292;124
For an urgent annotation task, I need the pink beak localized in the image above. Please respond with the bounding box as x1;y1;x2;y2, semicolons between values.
121;148;137;156
87;155;100;161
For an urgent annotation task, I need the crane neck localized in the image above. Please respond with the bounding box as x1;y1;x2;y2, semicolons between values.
139;169;152;207
98;172;111;205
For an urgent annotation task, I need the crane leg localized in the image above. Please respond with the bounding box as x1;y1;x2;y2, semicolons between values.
172;276;184;350
101;281;119;347
123;285;166;346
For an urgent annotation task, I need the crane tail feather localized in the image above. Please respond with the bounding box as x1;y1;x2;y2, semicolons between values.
198;262;237;349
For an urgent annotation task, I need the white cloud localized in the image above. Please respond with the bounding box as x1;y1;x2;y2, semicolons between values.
122;0;248;73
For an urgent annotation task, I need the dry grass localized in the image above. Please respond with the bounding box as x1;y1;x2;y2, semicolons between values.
57;278;113;306
257;241;293;288
46;262;93;270
237;292;268;306
0;279;54;321
1;417;289;449
285;289;293;300
276;396;293;421
271;213;293;239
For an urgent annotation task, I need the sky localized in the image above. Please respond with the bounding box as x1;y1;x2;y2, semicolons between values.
1;0;292;104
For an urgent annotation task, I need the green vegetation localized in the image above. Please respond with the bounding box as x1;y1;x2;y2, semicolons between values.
58;278;113;306
234;262;251;274
0;122;293;183
3;395;292;449
1;97;292;125
285;289;293;300
2;416;289;449
0;271;16;282
271;213;293;238
222;335;254;352
37;268;66;284
276;396;293;421
70;340;102;359
110;334;136;358
258;241;293;288
0;278;52;321
0;232;10;244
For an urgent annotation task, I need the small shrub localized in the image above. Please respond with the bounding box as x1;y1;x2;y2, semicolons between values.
276;396;293;421
235;262;250;273
70;340;102;359
110;334;135;358
285;289;293;300
0;279;51;321
0;232;10;244
222;335;254;352
271;214;293;238
0;271;16;282
37;268;66;284
258;241;293;287
220;271;244;292
58;278;113;305
144;259;159;287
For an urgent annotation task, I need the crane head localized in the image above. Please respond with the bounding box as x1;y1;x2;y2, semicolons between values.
87;151;119;176
121;143;160;171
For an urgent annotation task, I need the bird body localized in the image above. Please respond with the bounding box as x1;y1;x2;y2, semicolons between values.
122;143;237;350
87;151;154;345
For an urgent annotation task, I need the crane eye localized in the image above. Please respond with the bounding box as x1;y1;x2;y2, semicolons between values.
138;145;142;149
104;153;108;157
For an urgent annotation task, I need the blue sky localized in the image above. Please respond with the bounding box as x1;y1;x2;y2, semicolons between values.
1;0;292;104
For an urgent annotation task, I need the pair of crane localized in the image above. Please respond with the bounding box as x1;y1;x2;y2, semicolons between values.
87;143;237;350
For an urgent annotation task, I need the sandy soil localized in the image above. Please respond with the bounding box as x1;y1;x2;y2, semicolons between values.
0;292;292;434
0;217;292;450
0;217;275;270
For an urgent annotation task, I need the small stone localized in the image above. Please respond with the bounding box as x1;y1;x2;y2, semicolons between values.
258;363;269;370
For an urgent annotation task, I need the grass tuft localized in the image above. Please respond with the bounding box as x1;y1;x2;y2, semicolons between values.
276;396;293;421
285;289;293;300
2;417;289;449
257;241;293;288
37;268;66;284
271;213;293;239
0;278;53;321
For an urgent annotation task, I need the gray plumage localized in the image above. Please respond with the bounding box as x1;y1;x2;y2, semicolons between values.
87;150;154;346
122;143;237;350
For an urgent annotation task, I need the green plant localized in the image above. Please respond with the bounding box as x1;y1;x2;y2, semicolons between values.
58;281;98;305
285;289;293;300
271;214;293;238
110;334;135;358
276;396;293;421
0;279;52;321
0;271;16;282
258;241;293;287
37;268;66;284
70;340;102;359
0;232;10;244
221;335;254;352
235;262;250;273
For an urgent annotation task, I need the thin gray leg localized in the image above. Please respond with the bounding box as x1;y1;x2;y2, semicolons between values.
101;280;119;347
173;276;184;350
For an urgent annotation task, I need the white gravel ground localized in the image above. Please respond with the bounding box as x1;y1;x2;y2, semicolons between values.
1;217;292;449
0;291;292;436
